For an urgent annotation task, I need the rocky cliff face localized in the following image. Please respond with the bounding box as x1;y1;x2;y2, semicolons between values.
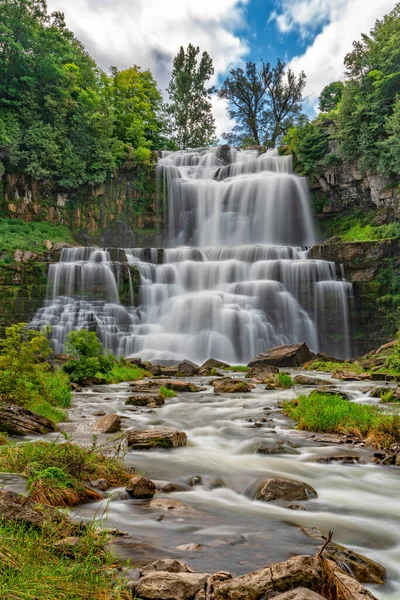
1;167;159;247
311;161;400;220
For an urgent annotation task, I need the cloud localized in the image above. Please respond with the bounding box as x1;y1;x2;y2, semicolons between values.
46;0;249;136
272;0;397;113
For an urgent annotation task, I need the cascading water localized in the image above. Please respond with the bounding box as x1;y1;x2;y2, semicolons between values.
31;147;353;362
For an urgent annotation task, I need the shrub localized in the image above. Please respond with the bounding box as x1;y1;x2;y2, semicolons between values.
65;330;103;359
102;363;147;384
159;386;177;398
278;373;293;388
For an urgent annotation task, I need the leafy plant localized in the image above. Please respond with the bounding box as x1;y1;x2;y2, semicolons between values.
278;373;293;388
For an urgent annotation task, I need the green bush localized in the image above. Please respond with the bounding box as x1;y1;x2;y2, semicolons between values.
278;373;293;388
0;218;75;259
63;330;116;384
65;330;103;359
63;356;103;384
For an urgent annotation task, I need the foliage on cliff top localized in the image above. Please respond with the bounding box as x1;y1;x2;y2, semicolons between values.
0;217;75;259
0;518;129;599
320;212;400;242
0;323;71;426
283;392;400;449
281;3;400;179
0;0;169;188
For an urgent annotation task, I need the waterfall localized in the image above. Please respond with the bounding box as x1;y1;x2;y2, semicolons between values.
31;147;353;362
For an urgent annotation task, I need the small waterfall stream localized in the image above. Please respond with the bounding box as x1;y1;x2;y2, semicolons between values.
31;147;353;361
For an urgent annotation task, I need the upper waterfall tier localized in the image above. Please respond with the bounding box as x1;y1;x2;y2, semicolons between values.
158;147;317;248
30;146;354;362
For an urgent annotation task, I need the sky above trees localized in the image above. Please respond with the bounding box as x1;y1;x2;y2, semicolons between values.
46;0;396;137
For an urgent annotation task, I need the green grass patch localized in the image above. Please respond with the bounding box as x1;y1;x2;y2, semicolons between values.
159;386;177;398
226;365;251;372
28;401;67;424
100;363;148;384
321;211;400;242
278;373;293;388
283;392;400;448
0;519;129;600
0;217;75;261
305;360;364;374
0;438;130;506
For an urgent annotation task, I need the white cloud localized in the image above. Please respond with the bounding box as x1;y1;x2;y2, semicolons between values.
46;0;248;136
275;0;397;113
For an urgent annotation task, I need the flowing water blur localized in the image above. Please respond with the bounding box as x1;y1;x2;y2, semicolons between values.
54;374;400;600
31;147;353;360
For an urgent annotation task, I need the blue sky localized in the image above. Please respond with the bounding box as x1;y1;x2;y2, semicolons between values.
47;0;396;135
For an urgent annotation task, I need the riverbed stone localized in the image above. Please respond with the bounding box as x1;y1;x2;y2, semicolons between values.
130;380;200;393
177;360;200;377
324;543;386;585
273;590;326;600
212;378;253;394
176;543;201;551
147;498;194;512
256;442;299;455
247;364;280;381
136;571;209;600
0;490;72;530
126;476;156;499
369;384;391;398
93;414;121;434
127;428;187;449
141;559;194;575
125;394;165;408
200;358;230;373
248;343;312;369
0;402;55;436
293;375;331;386
213;554;379;600
256;478;317;503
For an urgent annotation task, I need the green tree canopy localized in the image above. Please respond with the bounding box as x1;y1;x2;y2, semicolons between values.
218;59;306;147
166;44;216;149
319;81;344;113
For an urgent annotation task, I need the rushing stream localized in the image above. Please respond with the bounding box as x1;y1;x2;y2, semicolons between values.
48;373;400;600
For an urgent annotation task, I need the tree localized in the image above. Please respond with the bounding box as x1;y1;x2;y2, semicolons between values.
319;82;344;112
218;59;306;147
166;44;216;149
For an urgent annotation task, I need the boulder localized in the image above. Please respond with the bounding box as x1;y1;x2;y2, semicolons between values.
213;554;379;600
130;380;200;393
248;343;312;369
125;394;165;408
127;428;187;450
136;572;209;600
315;455;360;464
93;414;121;434
324;543;386;585
125;357;148;369
247;364;280;381
126;476;156;499
141;559;194;575
293;375;331;386
177;360;200;377
200;358;230;373
273;590;326;600
212;378;253;394
369;385;391;398
257;478;317;503
0;403;55;436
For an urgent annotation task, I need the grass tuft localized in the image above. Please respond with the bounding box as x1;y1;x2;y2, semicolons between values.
278;373;293;388
99;364;148;384
159;386;177;398
283;392;400;449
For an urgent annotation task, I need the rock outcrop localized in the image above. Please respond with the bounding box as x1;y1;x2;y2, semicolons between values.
93;414;121;433
0;403;55;436
212;378;253;394
248;343;312;369
256;478;318;503
126;476;156;499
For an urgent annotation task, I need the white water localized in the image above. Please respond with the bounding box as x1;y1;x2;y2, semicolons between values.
61;374;400;599
31;147;353;361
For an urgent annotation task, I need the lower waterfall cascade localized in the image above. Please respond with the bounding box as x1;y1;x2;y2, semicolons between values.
31;147;354;363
